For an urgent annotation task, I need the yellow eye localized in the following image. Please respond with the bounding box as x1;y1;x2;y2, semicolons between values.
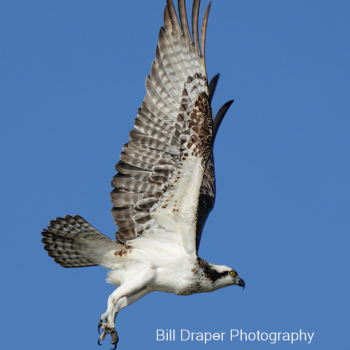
230;271;236;277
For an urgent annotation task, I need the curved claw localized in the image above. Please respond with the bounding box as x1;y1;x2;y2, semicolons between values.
110;329;119;349
98;330;107;345
98;319;103;334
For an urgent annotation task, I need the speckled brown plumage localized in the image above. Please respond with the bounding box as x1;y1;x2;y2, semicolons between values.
41;3;241;348
110;1;214;246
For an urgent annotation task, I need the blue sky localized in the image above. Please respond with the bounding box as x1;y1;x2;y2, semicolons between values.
1;0;349;349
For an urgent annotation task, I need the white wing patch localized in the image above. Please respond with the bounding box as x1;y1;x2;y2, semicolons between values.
151;153;204;254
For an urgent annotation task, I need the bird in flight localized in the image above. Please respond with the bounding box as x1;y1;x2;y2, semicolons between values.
42;0;245;348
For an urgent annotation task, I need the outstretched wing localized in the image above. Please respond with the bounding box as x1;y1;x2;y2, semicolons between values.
111;0;231;255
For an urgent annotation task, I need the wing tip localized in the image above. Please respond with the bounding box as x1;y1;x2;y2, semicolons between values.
213;100;234;141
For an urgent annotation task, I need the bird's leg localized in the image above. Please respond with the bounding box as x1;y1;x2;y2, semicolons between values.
98;267;155;347
98;288;150;348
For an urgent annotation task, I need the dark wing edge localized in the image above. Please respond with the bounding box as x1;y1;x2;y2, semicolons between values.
195;74;234;251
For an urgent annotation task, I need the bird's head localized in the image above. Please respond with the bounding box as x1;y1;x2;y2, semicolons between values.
200;260;245;291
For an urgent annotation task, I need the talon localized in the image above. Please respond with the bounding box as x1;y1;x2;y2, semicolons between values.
98;331;107;345
98;319;103;334
110;338;118;350
97;320;118;348
111;328;119;349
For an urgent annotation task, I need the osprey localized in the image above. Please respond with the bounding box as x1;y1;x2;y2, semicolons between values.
42;0;245;348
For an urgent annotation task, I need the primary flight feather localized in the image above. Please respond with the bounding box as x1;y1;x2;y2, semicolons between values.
41;0;244;348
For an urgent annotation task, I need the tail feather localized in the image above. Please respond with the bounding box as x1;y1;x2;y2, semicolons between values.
42;215;120;268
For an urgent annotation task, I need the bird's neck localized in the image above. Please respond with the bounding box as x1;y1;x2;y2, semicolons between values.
198;257;222;282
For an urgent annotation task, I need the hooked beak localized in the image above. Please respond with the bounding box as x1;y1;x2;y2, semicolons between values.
236;277;245;290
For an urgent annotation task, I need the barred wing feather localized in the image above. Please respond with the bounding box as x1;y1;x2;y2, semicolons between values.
111;0;231;255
